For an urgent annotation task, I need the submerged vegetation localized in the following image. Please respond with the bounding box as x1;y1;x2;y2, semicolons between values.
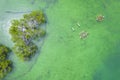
0;45;12;79
9;11;46;61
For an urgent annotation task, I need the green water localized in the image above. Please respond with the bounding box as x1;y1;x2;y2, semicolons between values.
0;0;120;80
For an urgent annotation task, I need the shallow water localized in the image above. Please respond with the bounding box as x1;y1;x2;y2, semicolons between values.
0;0;120;80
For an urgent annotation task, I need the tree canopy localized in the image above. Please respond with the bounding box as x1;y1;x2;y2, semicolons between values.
9;10;46;61
0;45;12;79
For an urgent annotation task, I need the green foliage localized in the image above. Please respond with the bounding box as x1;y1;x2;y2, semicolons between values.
13;42;38;60
32;28;46;40
9;10;46;61
0;45;10;61
24;11;46;24
0;45;12;79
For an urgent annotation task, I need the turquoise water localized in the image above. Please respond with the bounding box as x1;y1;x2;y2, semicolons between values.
0;0;120;80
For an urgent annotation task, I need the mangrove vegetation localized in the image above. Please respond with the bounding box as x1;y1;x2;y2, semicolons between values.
0;45;12;79
9;11;46;61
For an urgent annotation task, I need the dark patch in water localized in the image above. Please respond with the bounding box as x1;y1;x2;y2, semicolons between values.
105;54;120;72
93;70;102;80
5;11;31;14
31;0;36;4
93;42;120;80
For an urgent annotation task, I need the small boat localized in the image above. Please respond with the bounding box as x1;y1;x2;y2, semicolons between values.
71;27;75;31
77;22;80;27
